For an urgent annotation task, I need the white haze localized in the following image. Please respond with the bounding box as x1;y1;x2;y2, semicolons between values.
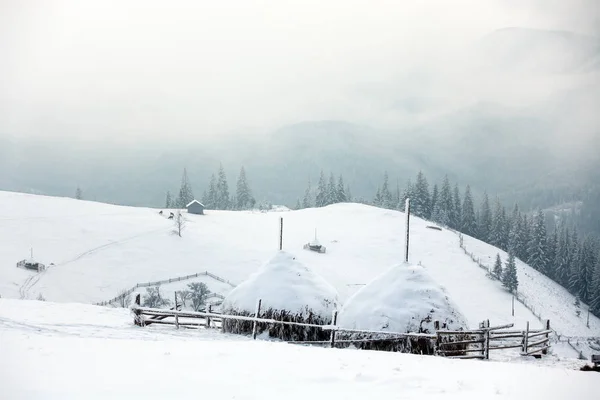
0;0;598;143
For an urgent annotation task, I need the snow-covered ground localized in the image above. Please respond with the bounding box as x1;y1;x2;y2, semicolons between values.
1;190;598;361
461;234;600;338
1;299;598;399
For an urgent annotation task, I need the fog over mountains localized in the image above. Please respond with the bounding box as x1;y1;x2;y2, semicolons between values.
1;1;599;211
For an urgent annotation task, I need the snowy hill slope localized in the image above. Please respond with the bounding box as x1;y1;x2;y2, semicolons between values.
1;191;598;344
461;235;600;338
2;299;597;399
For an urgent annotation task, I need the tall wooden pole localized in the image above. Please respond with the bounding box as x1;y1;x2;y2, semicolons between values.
279;217;283;250
404;198;410;263
512;295;515;317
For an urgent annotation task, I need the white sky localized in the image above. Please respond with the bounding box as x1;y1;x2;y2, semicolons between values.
0;0;597;141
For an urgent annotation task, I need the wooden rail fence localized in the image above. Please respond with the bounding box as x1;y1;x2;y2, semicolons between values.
131;296;551;359
96;271;236;306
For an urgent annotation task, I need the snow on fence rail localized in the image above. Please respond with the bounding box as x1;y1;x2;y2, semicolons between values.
131;296;551;359
95;271;236;306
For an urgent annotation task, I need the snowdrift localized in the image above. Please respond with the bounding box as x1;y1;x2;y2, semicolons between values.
337;263;468;353
222;251;339;340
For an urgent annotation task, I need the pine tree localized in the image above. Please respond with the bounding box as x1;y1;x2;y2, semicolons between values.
373;187;382;207
452;184;462;230
177;168;194;208
431;184;439;218
393;182;401;210
519;214;531;262
165;191;173;208
326;173;337;205
295;199;302;210
337;175;347;203
206;174;217;209
490;197;506;249
235;166;254;210
493;253;503;280
431;191;444;225
555;227;570;286
412;171;431;218
400;179;413;208
302;178;313;208
439;176;453;227
503;252;519;293
590;255;600;314
478;191;493;244
380;172;393;209
315;171;327;207
568;229;581;294
345;185;352;202
576;237;596;303
546;227;558;280
461;185;477;237
216;164;230;210
508;204;521;254
75;186;83;200
528;210;549;273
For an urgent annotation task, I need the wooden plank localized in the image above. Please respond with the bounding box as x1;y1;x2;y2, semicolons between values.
438;339;485;346
528;338;550;348
487;323;515;331
437;330;484;335
489;344;524;350
330;311;338;348
527;330;553;339
489;333;525;340
523;322;529;354
252;299;262;340
437;348;488;354
448;355;486;360
525;346;547;356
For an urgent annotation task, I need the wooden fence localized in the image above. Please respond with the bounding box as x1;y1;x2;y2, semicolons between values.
436;319;552;360
96;271;236;306
131;296;551;359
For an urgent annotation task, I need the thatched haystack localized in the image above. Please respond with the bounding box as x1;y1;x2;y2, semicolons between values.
221;251;339;341
337;263;468;354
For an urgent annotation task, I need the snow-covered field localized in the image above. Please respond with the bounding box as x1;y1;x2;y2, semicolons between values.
1;299;598;399
1;190;598;361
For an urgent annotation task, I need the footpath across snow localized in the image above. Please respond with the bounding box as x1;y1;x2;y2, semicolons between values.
1;299;598;399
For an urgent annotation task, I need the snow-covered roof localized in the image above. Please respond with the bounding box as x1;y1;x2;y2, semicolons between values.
222;251;339;319
309;238;321;246
338;263;468;334
186;199;205;208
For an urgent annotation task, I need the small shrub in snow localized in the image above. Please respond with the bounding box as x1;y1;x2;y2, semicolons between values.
187;282;209;311
36;293;46;301
142;286;171;308
177;290;191;308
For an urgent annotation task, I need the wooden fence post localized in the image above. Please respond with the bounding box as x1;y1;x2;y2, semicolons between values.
543;320;550;355
174;291;178;310
330;310;338;348
206;304;212;328
175;313;179;330
484;319;490;360
523;321;529;354
252;299;262;340
279;217;283;251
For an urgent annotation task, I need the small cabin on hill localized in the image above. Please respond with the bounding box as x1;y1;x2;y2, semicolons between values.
16;258;46;272
186;199;205;215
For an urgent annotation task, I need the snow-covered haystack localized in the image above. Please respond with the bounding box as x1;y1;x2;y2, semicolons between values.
337;263;468;354
221;251;339;341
